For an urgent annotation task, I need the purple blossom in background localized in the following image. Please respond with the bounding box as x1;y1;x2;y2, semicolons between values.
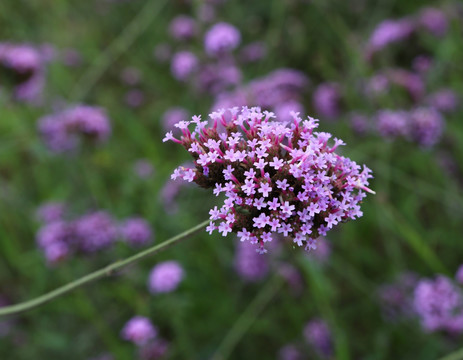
36;221;73;265
197;62;242;94
0;42;47;103
138;338;169;360
427;89;458;113
349;113;371;136
36;202;66;224
387;69;424;101
164;106;373;253
75;211;117;252
38;105;111;153
274;101;304;123
125;89;145;108
412;55;433;74
148;261;184;294
121;316;157;346
376;110;409;138
456;265;463;285
162;107;190;132
312;82;341;119
239;41;267;63
134;159;154;179
408;107;444;147
303;319;333;358
365;18;415;58
365;74;389;97
169;15;197;41
170;51;198;81
306;237;331;264
204;22;241;56
377;272;418;321
119;217;153;247
234;240;269;282
413;275;463;334
120;67;141;86
278;344;303;360
419;7;448;37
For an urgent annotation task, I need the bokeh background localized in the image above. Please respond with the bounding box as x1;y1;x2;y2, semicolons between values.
1;0;463;359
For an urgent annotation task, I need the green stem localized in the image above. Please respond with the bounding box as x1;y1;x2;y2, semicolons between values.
0;220;209;317
210;274;283;360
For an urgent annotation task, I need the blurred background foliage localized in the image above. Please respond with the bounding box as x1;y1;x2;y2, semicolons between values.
0;0;463;359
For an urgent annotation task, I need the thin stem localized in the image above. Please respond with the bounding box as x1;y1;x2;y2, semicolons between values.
210;274;283;360
0;220;209;317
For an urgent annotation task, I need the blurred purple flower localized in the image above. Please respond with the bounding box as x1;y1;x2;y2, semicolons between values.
170;51;198;81
419;7;448;37
366;18;415;58
239;41;267;63
36;202;66;224
408;107;444;147
162;107;190;132
75;211;117;252
427;89;458;113
414;275;463;334
456;265;463;285
0;42;46;103
38;105;111;153
278;344;303;360
134;159;154;179
234;240;269;282
138;338;170;360
119;217;153;247
36;220;74;265
412;55;433;74
303;319;333;358
204;22;241;56
349;113;371;135
197;62;242;94
377;272;419;321
387;69;424;101
312;82;341;120
365;74;389;97
169;15;197;41
376;110;409;138
148;261;184;294
274;101;304;123
121;316;157;346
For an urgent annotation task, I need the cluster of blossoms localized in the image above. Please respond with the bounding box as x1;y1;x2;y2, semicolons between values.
121;316;169;360
164;106;373;253
38;105;111;153
365;6;449;59
35;203;153;265
148;261;184;294
0;42;49;103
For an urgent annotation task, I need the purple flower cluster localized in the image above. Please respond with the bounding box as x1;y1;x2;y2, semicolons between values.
303;319;333;358
414;275;463;333
38;105;111;153
204;22;241;56
164;106;373;253
418;7;448;37
0;43;47;103
119;218;153;247
169;15;197;41
148;261;184;294
35;205;153;265
234;239;269;282
121;316;157;346
374;107;444;147
312;82;341;120
170;51;198;81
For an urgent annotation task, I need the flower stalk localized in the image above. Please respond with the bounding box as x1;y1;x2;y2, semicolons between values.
0;220;209;317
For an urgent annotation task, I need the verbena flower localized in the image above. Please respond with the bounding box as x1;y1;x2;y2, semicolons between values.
312;82;341;120
234;239;269;282
38;105;111;153
204;22;241;56
133;159;154;179
170;51;198;81
75;211;117;252
138;338;169;360
36;202;66;224
413;275;463;334
278;344;303;360
119;217;153;247
164;106;373;253
303;319;333;358
148;261;184;294
408;107;444;147
121;316;157;346
169;15;197;41
418;7;448;37
427;89;458;113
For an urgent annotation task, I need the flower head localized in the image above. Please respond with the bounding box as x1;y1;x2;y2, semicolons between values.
164;107;373;253
204;22;241;56
119;218;153;247
121;316;157;346
303;319;333;358
148;261;184;294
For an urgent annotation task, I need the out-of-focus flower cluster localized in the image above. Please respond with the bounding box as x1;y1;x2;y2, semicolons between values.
35;202;153;265
164;106;373;253
38;105;111;153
